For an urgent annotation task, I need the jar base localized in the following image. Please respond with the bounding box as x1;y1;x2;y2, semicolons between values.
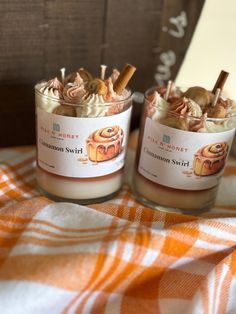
132;170;215;215
36;166;123;202
38;186;120;205
132;188;211;215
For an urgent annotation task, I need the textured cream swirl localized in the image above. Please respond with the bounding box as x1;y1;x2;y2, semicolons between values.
189;113;207;132
104;77;127;102
156;85;183;103
205;119;236;132
204;99;236;132
225;99;236;117
170;97;202;118
36;78;63;113
74;72;84;86
146;91;169;121
63;83;86;103
104;78;116;101
76;94;108;117
40;77;63;98
110;69;120;83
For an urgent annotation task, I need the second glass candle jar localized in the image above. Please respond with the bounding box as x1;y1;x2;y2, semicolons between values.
133;87;236;214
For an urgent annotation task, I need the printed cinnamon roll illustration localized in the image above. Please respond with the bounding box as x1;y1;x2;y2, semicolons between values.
86;126;124;162
193;142;228;176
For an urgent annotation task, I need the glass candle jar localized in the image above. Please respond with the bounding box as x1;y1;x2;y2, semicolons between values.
35;82;132;204
133;87;236;214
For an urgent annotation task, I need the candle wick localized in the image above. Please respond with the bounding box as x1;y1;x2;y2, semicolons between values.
211;88;221;107
100;64;107;80
164;80;173;101
60;67;66;84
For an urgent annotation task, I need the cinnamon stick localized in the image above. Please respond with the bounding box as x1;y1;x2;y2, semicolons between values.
212;70;229;94
113;64;136;95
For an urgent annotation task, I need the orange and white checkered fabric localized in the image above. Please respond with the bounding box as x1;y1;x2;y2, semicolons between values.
1;146;236;313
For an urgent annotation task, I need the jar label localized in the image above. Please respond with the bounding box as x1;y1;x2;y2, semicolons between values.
37;107;132;178
138;117;235;190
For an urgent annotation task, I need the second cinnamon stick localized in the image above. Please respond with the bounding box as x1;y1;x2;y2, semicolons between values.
212;70;229;94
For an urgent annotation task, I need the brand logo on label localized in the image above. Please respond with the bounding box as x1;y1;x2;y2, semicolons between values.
53;123;60;132
162;134;170;144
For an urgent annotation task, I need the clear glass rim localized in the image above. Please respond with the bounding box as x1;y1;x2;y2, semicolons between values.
144;86;236;122
35;81;132;107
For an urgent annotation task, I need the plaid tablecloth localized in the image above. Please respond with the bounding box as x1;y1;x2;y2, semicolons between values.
0;145;236;314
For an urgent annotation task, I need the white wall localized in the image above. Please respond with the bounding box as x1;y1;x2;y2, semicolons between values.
176;0;236;98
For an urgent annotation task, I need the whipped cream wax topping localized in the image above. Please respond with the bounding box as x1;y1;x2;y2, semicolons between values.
146;91;169;121
39;77;63;100
63;80;87;103
169;97;202;118
146;84;236;133
36;65;135;117
36;78;64;113
77;94;106;117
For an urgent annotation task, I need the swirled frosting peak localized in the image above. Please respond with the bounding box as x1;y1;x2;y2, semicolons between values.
150;91;168;109
189;113;207;132
104;77;128;102
40;77;63;99
63;83;86;103
156;85;183;103
104;77;116;101
170;97;202;118
37;77;63;113
74;72;84;86
146;91;168;121
110;69;120;83
63;72;87;103
76;93;107;117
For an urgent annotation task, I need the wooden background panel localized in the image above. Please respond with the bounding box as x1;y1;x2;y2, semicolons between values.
43;0;106;78
0;0;44;146
103;0;164;92
0;0;44;84
0;0;106;147
0;0;205;147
